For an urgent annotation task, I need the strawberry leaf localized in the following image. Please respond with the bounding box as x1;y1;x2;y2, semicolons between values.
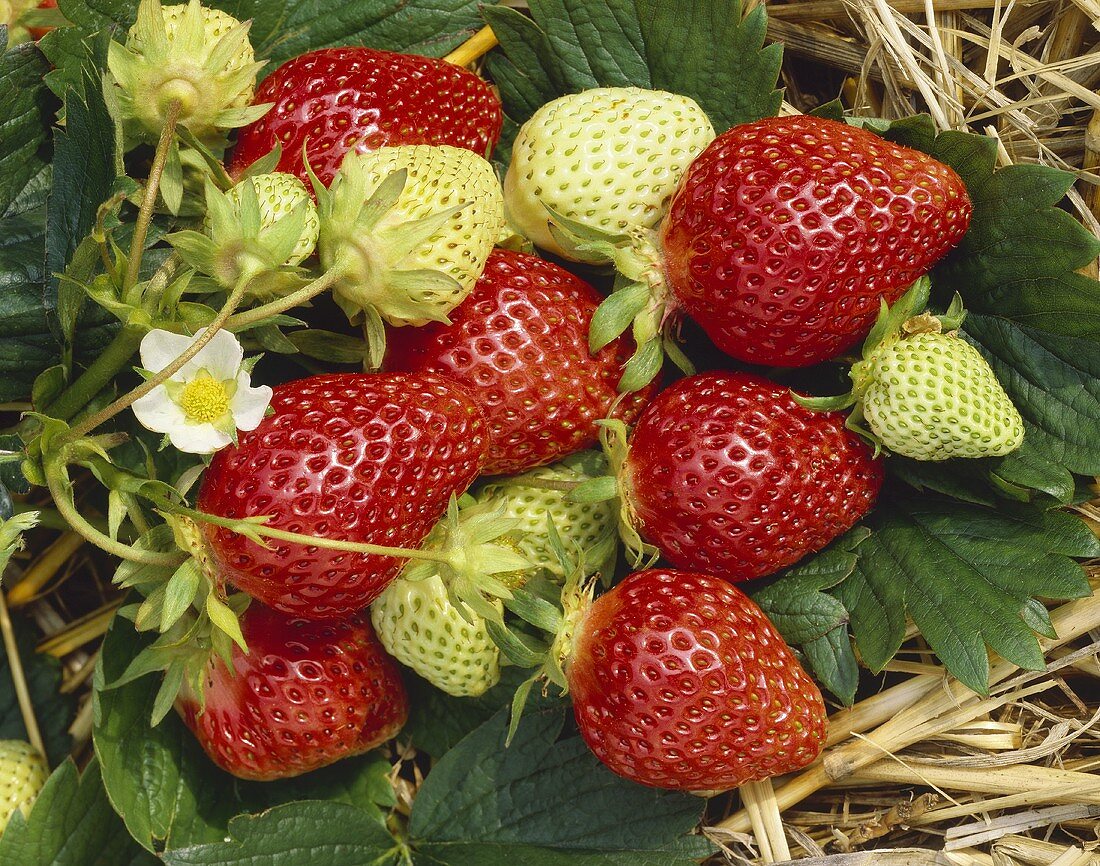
802;626;859;707
55;0;484;69
486;0;782;136
0;35;53;215
879;115;1100;341
832;497;1097;695
0;760;157;866
751;545;858;645
158;803;397;866
408;706;713;864
94;613;394;852
964;315;1100;476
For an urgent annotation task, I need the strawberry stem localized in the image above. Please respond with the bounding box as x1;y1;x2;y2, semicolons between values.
0;588;46;758
224;266;343;331
152;499;454;564
124;99;182;294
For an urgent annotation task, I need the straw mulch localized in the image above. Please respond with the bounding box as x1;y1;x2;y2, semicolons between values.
6;1;1100;863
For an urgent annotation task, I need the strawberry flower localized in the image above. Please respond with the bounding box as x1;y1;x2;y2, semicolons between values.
131;328;271;454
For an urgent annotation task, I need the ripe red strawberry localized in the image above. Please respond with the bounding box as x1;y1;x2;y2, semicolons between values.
229;47;503;188
197;372;488;619
618;372;882;581
385;249;655;475
660;115;972;367
568;568;827;791
178;602;407;781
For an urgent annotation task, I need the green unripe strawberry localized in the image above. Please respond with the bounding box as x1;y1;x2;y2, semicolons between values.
800;282;1025;462
167;171;316;298
108;0;268;146
504;87;714;262
225;173;319;266
370;572;502;698
315;145;505;357
0;740;47;831
857;329;1024;461
474;452;617;581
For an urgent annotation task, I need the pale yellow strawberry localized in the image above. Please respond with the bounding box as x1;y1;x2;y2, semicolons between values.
0;740;47;832
225;173;319;266
109;0;268;145
317;144;505;330
504;87;715;262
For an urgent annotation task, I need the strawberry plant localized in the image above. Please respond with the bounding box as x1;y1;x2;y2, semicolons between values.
1;0;1099;862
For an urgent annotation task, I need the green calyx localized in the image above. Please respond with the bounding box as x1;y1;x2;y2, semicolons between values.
107;0;269;147
167;176;315;299
548;207;691;393
796;278;1025;461
107;520;250;726
314;158;468;336
566;418;658;570
400;497;533;628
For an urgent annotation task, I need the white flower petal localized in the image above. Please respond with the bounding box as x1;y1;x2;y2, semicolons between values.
230;377;273;431
139;329;197;373
187;327;244;379
132;387;188;434
167;423;233;455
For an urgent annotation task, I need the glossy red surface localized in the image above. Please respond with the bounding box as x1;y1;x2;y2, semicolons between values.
661;115;972;366
386;249;655;474
568;569;828;791
623;372;882;582
229;47;503;188
179;603;407;780
197;373;487;618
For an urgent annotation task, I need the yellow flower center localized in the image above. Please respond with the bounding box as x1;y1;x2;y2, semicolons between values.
178;373;231;424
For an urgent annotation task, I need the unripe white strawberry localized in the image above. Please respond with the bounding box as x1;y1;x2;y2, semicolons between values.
857;330;1024;461
316;144;505;333
504;87;715;262
225;173;319;266
474;453;617;581
0;740;47;831
371;573;502;697
108;0;268;146
167;171;317;298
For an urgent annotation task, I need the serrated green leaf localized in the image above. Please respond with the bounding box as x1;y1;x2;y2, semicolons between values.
286;329;369;365
159;802;398;866
0;759;158;866
0;37;53;216
636;0;783;130
489;0;781;134
409;707;712;862
964;315;1100;476
752;544;859;645
833;498;1096;695
880;116;1100;340
802;626;859;707
988;436;1075;504
94;614;395;852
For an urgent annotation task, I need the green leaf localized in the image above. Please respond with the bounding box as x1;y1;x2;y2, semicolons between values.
0;36;53;216
0;759;158;866
0;615;76;766
0;212;56;402
988;436;1075;504
833;497;1096;695
93;614;395;852
286;329;369;365
409;707;712;864
752;546;857;645
802;626;859;707
963;315;1100;476
45;72;118;355
635;0;782;130
158;802;398;866
57;0;484;71
488;0;782;133
880;116;1100;340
